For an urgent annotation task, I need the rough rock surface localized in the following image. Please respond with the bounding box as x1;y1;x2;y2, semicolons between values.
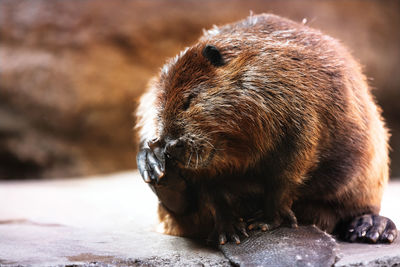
0;171;399;266
0;223;229;266
1;0;400;179
336;241;400;267
0;172;229;266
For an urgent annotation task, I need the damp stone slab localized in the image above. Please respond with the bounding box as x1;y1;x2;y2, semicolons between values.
0;171;399;266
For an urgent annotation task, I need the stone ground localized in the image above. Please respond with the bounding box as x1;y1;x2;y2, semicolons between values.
0;171;399;266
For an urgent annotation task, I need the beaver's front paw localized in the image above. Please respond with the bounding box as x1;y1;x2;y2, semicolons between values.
137;141;192;215
209;218;249;245
247;207;298;232
340;214;397;243
137;143;165;184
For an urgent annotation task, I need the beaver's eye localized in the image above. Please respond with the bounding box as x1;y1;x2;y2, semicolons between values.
183;94;195;110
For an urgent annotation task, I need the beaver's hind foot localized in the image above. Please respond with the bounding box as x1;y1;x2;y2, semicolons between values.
340;214;397;243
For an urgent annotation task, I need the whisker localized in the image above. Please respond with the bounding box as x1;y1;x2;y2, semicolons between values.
203;138;225;151
187;150;193;168
204;139;215;149
196;150;199;169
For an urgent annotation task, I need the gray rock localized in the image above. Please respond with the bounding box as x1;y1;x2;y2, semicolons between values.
0;223;229;267
335;239;400;267
0;172;399;266
0;172;229;267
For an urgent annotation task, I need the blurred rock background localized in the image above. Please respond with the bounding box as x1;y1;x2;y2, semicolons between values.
0;0;399;179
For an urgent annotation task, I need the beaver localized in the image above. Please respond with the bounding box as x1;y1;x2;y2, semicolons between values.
136;13;397;245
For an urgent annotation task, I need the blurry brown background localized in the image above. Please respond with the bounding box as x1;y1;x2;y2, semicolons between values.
1;0;399;179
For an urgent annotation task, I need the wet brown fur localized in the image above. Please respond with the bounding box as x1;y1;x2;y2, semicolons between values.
136;14;389;238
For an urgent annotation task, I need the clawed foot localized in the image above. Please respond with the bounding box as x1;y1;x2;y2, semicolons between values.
247;207;298;232
210;218;249;245
341;214;398;243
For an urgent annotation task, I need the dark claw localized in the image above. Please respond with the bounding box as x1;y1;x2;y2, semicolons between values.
282;207;298;228
240;229;249;237
235;221;249;237
137;149;148;178
366;231;380;243
355;215;373;239
142;170;151;183
219;234;227;245
261;224;269;231
231;234;241;244
146;149;164;181
380;219;397;243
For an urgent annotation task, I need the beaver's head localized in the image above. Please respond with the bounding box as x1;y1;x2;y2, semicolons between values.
153;42;278;174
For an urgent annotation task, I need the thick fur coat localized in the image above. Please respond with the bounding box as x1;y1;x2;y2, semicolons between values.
136;14;396;244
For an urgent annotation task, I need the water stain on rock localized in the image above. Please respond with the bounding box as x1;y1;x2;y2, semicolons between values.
67;253;116;264
0;259;17;265
0;219;63;227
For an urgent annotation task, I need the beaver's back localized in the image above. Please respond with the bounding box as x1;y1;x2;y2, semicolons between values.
200;14;389;231
199;14;389;231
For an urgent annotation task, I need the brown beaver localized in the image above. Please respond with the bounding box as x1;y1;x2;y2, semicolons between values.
136;13;397;245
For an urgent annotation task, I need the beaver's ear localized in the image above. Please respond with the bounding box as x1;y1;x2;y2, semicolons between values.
202;45;225;67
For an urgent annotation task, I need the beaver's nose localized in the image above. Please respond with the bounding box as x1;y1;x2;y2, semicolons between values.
164;139;185;160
